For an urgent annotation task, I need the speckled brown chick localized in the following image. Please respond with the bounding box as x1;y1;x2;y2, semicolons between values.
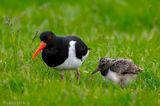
92;58;143;87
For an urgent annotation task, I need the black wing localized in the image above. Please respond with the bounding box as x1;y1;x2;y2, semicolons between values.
75;39;89;59
64;36;90;60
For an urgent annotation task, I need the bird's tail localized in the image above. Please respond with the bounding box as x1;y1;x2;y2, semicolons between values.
88;48;91;50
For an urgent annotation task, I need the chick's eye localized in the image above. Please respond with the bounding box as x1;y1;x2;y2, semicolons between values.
101;60;106;64
99;62;105;68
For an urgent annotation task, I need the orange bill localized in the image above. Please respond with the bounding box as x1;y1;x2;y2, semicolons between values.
32;41;46;59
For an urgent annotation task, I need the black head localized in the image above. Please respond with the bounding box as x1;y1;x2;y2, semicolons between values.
92;58;114;76
40;31;56;43
98;58;113;69
32;31;56;59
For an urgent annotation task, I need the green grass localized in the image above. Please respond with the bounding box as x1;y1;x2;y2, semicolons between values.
0;0;160;106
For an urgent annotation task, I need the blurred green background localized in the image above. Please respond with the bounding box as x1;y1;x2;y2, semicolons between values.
0;0;160;106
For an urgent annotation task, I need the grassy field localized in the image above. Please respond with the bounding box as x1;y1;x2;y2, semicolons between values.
0;0;160;106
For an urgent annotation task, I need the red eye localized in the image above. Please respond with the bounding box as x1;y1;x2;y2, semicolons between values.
48;36;52;40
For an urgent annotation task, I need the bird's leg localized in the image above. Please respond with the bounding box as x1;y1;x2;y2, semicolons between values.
119;78;125;88
76;69;80;80
60;70;64;80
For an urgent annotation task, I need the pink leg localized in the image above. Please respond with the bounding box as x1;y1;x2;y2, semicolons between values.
60;71;64;80
76;69;80;80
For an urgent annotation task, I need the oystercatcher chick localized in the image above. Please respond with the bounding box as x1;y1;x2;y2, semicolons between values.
92;58;143;87
32;31;90;79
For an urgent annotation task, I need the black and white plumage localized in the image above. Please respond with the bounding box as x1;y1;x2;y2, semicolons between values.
32;31;90;79
92;58;143;87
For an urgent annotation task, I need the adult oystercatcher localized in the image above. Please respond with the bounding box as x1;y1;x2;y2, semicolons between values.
32;31;90;79
92;58;143;87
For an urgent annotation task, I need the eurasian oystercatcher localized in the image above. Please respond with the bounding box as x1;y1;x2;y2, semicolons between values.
32;31;90;79
92;58;143;87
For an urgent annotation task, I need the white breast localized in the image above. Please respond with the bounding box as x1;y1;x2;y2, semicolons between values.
106;69;120;83
55;41;89;70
